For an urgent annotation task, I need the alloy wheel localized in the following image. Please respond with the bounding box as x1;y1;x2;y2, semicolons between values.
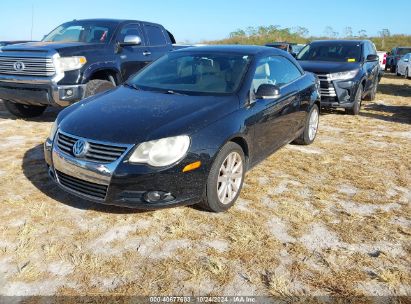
308;107;319;141
217;152;243;204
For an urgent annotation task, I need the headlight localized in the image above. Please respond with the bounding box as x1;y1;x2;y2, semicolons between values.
48;120;58;141
329;69;359;81
54;56;87;72
129;135;190;167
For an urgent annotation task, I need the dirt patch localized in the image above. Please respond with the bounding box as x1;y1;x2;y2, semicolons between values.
0;76;410;296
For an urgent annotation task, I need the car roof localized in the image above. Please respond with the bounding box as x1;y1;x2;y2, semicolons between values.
174;45;286;56
69;18;162;26
310;39;367;44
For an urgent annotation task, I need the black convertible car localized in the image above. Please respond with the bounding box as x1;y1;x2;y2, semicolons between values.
44;45;320;212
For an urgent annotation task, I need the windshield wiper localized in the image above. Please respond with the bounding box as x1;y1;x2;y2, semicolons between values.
124;83;141;91
163;90;188;96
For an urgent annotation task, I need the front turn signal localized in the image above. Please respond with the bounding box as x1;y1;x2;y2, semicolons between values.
183;161;201;173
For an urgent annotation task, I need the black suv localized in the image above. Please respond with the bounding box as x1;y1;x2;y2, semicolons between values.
297;40;380;115
0;19;177;118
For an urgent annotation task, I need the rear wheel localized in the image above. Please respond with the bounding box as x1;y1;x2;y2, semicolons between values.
405;68;409;79
84;79;115;98
346;84;363;115
293;104;319;145
3;100;47;118
199;142;245;212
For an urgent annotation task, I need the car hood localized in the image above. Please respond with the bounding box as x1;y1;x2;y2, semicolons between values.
1;41;103;55
58;86;239;144
298;60;361;74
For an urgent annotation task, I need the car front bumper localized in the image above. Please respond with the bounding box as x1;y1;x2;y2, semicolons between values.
319;79;359;109
0;74;86;107
44;133;210;209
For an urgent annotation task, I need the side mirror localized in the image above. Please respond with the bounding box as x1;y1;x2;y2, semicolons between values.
366;54;379;62
120;35;142;46
255;84;281;100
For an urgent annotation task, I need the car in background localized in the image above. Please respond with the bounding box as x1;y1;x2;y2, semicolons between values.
377;51;387;70
297;40;380;115
0;19;180;118
44;46;320;212
386;47;411;72
396;53;411;79
265;42;305;57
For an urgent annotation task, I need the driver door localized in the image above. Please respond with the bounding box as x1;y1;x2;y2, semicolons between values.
116;23;152;81
249;56;303;161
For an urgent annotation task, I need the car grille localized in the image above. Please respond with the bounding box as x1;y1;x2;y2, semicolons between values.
317;74;337;97
0;56;55;76
56;170;108;200
56;132;128;163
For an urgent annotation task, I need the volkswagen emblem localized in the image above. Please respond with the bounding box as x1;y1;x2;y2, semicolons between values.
13;61;25;71
72;139;89;158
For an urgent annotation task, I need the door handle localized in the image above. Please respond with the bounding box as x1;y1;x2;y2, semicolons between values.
143;51;151;56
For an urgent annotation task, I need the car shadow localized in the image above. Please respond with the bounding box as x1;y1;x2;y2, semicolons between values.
22;143;149;214
0;100;61;122
378;82;411;98
360;102;411;125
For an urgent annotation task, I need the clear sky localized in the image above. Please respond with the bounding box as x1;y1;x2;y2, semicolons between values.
0;0;409;43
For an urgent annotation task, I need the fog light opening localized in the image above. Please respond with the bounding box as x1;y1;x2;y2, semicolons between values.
144;191;175;203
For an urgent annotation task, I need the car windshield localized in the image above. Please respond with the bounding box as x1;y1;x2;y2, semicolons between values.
42;21;118;43
297;43;362;62
129;52;252;95
398;48;411;55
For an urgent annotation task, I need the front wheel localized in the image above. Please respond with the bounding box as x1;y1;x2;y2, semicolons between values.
3;100;47;118
199;142;245;212
293;104;319;145
364;81;378;101
396;66;401;76
345;84;363;115
405;68;409;79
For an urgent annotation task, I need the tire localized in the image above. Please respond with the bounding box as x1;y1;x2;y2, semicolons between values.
293;104;319;145
405;68;409;79
364;80;378;101
396;66;401;76
345;83;363;115
199;142;245;212
390;63;396;73
84;79;115;98
3;100;47;118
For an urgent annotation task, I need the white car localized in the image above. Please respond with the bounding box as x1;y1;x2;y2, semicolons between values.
396;53;411;79
377;51;387;70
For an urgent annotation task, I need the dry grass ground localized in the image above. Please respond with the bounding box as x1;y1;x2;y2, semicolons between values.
0;76;410;297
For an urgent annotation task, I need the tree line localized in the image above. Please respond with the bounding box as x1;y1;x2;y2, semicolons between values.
206;25;411;52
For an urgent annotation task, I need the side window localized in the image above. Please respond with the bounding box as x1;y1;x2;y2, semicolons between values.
144;25;167;46
118;24;143;44
252;56;302;94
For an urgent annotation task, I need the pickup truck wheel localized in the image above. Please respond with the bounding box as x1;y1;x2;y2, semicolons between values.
3;100;47;118
346;84;363;115
84;80;115;98
198;142;245;213
293;104;319;145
